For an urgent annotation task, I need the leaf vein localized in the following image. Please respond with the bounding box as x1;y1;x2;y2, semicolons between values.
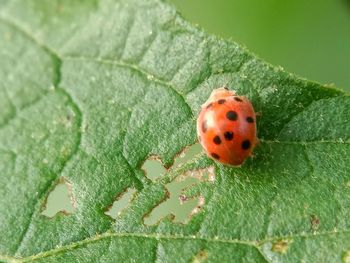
63;55;193;118
4;227;350;262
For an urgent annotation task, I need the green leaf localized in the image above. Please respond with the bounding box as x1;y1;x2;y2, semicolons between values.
0;0;349;262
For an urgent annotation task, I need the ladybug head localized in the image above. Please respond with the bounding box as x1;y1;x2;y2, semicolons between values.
208;87;236;102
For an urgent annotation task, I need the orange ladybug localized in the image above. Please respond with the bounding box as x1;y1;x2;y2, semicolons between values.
196;87;258;166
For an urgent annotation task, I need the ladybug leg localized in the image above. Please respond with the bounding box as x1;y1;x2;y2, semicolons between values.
255;112;262;117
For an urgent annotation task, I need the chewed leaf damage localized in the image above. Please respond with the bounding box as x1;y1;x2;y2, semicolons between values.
104;142;212;225
105;188;137;219
143;166;214;225
41;177;76;218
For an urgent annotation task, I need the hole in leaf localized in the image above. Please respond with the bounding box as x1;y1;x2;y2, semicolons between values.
141;143;203;181
192;249;208;263
141;157;167;181
172;143;202;169
105;188;137;219
143;167;214;225
41;178;76;217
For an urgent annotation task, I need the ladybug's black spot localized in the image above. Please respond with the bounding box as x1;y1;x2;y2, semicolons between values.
218;99;226;104
224;131;234;141
213;135;221;145
211;153;220;159
226;111;238;121
202;121;208;133
241;140;251;150
234;97;243;102
246;117;254;123
206;103;213;109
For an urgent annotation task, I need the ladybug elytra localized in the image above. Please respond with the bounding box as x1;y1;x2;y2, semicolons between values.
196;87;258;166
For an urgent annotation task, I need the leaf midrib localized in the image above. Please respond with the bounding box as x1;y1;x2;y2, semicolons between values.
2;228;350;263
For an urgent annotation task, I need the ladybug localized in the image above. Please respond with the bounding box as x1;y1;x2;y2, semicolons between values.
196;87;258;166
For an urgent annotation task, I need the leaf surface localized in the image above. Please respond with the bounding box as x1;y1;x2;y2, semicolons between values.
0;0;349;262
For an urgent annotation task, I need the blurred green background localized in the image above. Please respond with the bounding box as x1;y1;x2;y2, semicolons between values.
171;0;350;91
